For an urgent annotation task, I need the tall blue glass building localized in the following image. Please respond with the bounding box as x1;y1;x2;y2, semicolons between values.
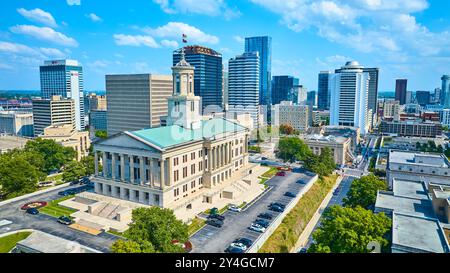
40;59;85;131
318;71;332;110
173;46;223;111
442;75;450;108
271;76;299;105
245;36;272;106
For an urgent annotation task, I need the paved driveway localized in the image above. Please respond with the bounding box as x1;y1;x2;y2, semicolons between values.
190;170;317;253
0;185;118;253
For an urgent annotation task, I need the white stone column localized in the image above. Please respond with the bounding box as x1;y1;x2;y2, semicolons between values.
94;152;99;176
102;183;109;195
111;153;116;180
120;154;126;182
212;147;216;171
139;191;145;204
160;158;165;190
149;158;154;188
102;152;108;178
120;187;127;200
168;157;173;186
130;156;135;184
140;156;146;186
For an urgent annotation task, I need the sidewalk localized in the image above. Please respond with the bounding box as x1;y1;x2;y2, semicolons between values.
290;174;344;253
0;183;70;208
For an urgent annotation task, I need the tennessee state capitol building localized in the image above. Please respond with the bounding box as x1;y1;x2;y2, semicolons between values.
91;49;254;219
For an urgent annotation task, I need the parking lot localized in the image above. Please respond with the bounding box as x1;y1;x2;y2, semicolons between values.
190;169;317;253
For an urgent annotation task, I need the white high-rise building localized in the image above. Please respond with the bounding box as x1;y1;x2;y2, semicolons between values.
227;52;260;128
329;61;371;135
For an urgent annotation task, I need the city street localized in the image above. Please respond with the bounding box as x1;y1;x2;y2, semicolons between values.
0;184;118;253
190;170;317;253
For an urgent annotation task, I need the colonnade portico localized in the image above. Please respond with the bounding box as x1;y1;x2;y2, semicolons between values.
207;140;234;173
94;150;171;190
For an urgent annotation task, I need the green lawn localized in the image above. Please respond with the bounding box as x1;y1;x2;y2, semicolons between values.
188;218;206;236
259;175;338;253
0;232;32;253
39;195;77;218
261;167;278;178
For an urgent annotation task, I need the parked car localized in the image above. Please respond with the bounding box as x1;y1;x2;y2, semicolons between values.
298;248;308;253
26;208;39;215
269;202;286;209
249;223;266;233
230;242;247;251
296;180;306;185
210;207;219;215
258;213;273;220
234;238;253;248
208;214;225;221
228;205;242;213
255;219;270;228
269;205;284;213
38;181;54;188
70;180;80;186
284;192;297;198
206;218;223;228
58;216;73;225
333;188;340;195
224;245;245;253
58;191;70;196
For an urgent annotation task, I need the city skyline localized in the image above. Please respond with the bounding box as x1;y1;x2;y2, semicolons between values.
0;0;449;92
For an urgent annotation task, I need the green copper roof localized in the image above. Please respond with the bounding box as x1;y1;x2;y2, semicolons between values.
129;118;247;150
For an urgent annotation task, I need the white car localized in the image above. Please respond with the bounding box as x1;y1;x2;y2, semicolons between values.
230;242;247;251
249;223;266;233
228;205;242;213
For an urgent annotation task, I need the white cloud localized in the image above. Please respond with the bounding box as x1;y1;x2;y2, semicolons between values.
86;13;102;22
250;0;450;57
0;41;67;59
113;34;160;48
144;22;219;44
153;0;241;20
67;0;81;5
17;8;57;28
161;39;179;48
10;25;78;47
233;35;245;44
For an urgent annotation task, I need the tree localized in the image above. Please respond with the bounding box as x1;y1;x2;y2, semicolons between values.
111;207;189;253
343;175;387;209
0;154;42;199
95;130;108;139
111;239;155;253
24;138;76;173
277;137;311;163
63;161;86;183
308;206;391;253
80;155;97;176
303;148;336;177
280;124;294;135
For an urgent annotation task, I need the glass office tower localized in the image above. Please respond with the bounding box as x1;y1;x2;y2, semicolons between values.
173;46;223;111
271;76;299;105
40;59;85;131
318;71;332;110
245;36;272;106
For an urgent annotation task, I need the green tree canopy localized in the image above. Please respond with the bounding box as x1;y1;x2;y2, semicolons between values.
303;147;336;177
24;138;76;173
277;137;312;163
344;175;388;209
308;206;391;253
95;130;108;139
0;153;44;198
111;207;189;253
62;161;87;183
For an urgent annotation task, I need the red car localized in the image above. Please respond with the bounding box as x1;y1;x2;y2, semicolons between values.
276;171;286;177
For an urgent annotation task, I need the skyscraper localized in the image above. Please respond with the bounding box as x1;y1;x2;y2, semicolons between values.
307;90;316;107
329;61;370;134
173;46;223;110
228;52;260;127
441;75;450;108
363;68;379;123
40;60;85;131
415;91;431;106
245;36;272;105
271;76;299;105
395;79;408;105
318;71;332;110
106;74;173;136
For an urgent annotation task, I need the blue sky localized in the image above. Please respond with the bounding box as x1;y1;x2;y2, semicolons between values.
0;0;449;92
